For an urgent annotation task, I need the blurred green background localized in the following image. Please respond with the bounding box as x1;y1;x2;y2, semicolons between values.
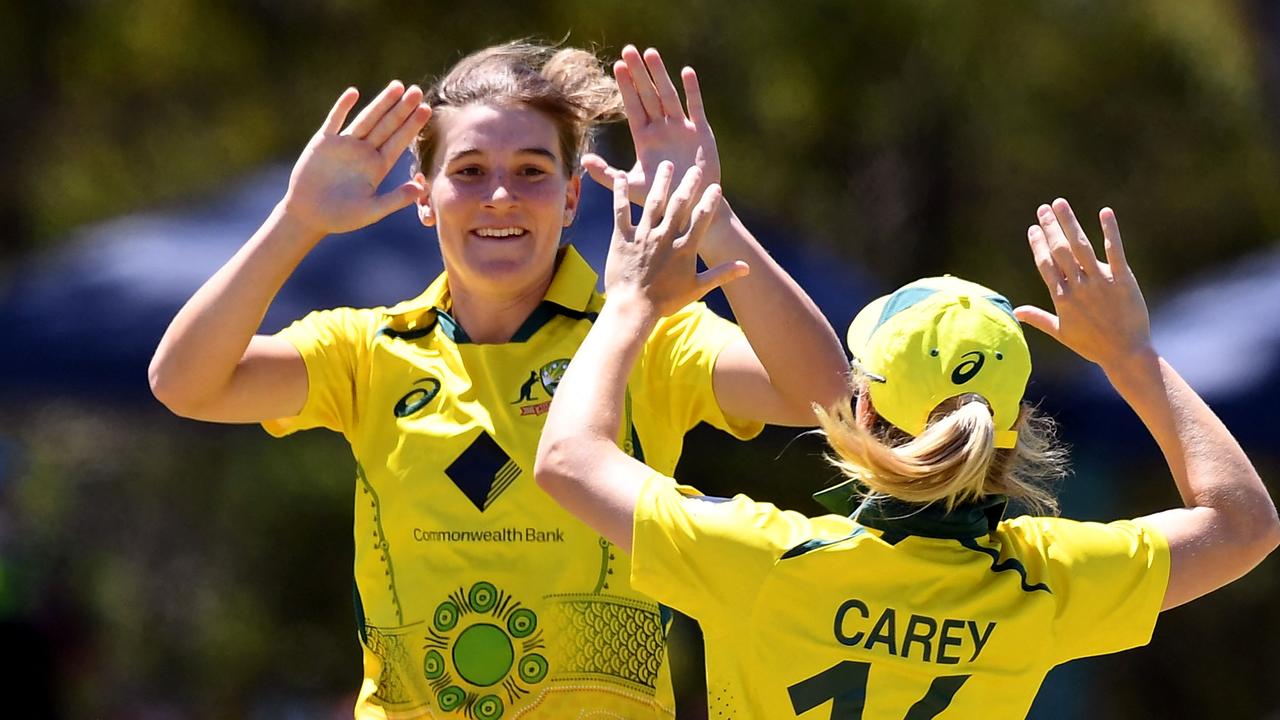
1;1;1278;718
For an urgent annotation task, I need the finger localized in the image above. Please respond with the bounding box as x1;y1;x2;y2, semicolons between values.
636;161;675;238
344;80;405;138
657;166;704;240
379;102;432;167
1099;207;1130;271
681;67;709;128
371;179;426;220
1013;305;1061;340
321;88;360;136
1037;204;1080;281
622;44;664;120
582;153;623;190
1051;197;1099;272
1027;224;1066;292
643;48;684;121
614;61;650;136
612;171;634;236
695;260;751;298
674;183;722;252
367;84;424;149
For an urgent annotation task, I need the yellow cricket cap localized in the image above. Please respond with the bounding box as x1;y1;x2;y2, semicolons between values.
846;276;1031;449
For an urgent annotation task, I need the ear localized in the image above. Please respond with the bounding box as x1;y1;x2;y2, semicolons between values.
854;382;878;431
562;173;582;227
414;172;435;227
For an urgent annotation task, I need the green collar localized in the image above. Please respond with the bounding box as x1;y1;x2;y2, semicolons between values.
813;480;1007;540
381;245;600;344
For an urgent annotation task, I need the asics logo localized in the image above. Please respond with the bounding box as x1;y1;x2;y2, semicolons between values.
394;377;442;418
950;351;985;385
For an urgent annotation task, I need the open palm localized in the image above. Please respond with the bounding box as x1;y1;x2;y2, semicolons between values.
283;81;432;235
583;46;720;205
1014;199;1153;369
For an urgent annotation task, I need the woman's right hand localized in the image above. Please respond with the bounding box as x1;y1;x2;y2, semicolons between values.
1014;198;1154;371
281;82;432;236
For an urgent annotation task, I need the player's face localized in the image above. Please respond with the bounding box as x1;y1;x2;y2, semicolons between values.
418;104;580;300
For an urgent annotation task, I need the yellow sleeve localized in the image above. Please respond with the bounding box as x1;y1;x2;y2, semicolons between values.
630;473;814;631
261;307;375;438
1022;517;1170;660
637;301;763;440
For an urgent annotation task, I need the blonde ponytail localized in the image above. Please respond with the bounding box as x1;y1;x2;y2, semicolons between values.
815;390;1065;515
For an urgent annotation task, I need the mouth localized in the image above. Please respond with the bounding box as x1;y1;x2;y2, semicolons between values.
470;226;530;240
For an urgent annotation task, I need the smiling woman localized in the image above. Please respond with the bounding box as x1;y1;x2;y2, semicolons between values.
147;39;851;720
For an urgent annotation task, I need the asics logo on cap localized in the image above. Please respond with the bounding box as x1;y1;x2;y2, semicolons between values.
950;351;986;385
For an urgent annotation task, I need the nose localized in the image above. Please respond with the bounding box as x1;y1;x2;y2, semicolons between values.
485;172;517;209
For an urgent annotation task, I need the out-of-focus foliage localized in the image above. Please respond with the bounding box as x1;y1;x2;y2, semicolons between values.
5;0;1279;300
2;0;1279;718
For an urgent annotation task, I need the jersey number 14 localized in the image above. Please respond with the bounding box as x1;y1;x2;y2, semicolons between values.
788;660;969;719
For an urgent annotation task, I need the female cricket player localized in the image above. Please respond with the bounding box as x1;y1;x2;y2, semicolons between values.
535;167;1280;718
148;42;848;719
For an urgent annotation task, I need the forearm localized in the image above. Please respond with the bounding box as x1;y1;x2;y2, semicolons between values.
543;298;655;456
1105;350;1277;541
149;203;323;408
701;200;850;417
535;296;658;551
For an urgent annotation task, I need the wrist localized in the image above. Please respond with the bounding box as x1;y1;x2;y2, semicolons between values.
698;196;746;262
601;290;662;335
270;200;329;250
1099;345;1162;387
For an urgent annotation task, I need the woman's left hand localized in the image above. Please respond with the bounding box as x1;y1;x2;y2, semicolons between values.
584;46;720;205
605;162;748;317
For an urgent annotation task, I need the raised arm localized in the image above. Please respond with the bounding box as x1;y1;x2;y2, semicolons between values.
1015;198;1279;611
535;162;748;551
585;46;850;426
148;82;430;422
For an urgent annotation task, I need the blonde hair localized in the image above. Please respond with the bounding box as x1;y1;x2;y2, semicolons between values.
814;379;1067;515
414;41;625;176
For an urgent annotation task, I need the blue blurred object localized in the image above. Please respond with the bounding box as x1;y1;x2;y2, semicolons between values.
1055;246;1280;448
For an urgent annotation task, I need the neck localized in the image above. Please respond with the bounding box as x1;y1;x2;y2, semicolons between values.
448;273;554;344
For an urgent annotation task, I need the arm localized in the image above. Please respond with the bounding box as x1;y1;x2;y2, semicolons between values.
1015;199;1279;612
585;46;849;426
149;82;431;422
535;162;748;551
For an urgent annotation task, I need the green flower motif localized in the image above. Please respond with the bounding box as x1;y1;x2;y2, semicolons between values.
434;600;459;632
474;694;504;720
437;686;465;712
469;581;497;613
424;581;550;718
507;608;537;638
423;649;445;680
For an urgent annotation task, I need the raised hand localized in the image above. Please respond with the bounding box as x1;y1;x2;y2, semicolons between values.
583;46;720;205
606;162;747;317
282;81;432;236
1014;198;1153;368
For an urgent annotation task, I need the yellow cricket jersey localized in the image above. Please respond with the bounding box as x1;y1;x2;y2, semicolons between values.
263;246;762;720
631;475;1171;719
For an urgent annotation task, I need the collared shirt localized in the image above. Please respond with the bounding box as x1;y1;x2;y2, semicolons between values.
265;246;762;719
631;474;1169;719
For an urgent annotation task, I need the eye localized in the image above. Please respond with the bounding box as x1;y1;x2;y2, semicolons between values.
455;165;483;177
518;165;550;178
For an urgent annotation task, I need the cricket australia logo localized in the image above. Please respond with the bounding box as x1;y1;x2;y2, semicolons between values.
512;358;570;417
445;432;520;512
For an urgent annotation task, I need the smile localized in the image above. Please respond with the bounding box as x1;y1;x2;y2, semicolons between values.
472;227;529;238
